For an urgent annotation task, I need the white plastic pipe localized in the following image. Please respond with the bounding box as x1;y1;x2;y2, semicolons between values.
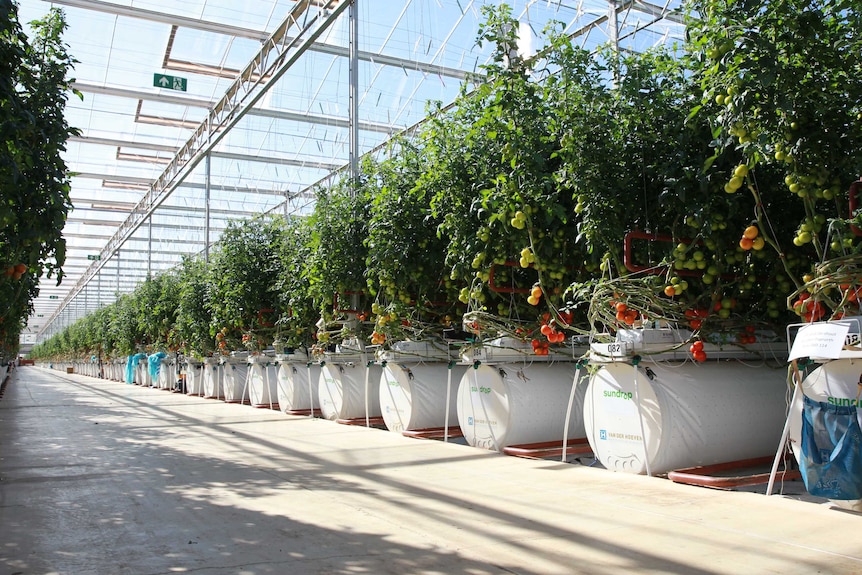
444;362;452;443
632;362;652;477
561;364;583;462
767;364;799;496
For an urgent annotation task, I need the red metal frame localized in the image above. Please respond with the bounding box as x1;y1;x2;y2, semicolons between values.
333;291;365;314
488;260;534;294
402;426;464;440
667;455;801;489
502;437;593;460
256;308;276;327
624;230;706;277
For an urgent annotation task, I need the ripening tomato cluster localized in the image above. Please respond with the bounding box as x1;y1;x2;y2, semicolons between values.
738;224;765;251
683;307;709;330
839;284;862;304
611;301;639;325
215;327;230;350
371;331;386;345
738;324;757;344
527;284;543;306
539;322;565;343
3;263;27;281
531;338;550;355
791;293;826;322
557;310;574;326
689;339;707;362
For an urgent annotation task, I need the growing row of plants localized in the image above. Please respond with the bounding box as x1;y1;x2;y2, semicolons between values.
31;1;862;363
1;4;79;361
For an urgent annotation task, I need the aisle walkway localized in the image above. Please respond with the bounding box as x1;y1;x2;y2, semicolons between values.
1;366;861;575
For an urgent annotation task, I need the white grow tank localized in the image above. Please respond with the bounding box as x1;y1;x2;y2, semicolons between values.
276;349;321;414
457;362;588;450
378;341;466;433
203;357;224;399
222;354;249;403
585;360;788;475
247;355;279;408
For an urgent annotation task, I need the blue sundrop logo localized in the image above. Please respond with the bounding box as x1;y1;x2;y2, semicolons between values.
599;429;607;440
468;416;474;425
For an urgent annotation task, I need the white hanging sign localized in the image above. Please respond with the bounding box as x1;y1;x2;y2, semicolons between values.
788;322;850;361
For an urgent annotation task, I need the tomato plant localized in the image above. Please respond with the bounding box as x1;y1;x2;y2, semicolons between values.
687;0;862;319
208;215;286;352
174;256;215;358
275;214;318;350
0;7;79;360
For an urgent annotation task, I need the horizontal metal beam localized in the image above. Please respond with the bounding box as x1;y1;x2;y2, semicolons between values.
70;135;178;152
72;172;300;196
72;204;263;219
209;150;342;170
71;134;341;170
73;172;154;185
45;0;272;40
60;232;116;240
73;80;400;134
49;0;474;81
630;0;685;25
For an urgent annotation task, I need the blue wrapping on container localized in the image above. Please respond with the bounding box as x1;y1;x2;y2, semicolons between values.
800;395;862;500
125;355;135;384
126;353;146;384
148;352;167;382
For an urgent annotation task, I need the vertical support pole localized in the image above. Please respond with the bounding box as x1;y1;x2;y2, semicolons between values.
116;249;121;296
348;0;359;182
767;362;802;495
348;0;360;313
632;360;652;477
608;0;620;84
204;152;212;264
147;216;153;280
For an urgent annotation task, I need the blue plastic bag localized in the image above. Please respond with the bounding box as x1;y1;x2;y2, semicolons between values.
126;353;147;384
148;352;167;382
800;395;862;500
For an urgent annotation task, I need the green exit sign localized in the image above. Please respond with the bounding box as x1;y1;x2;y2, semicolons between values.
153;73;187;92
48;295;58;299
87;254;101;261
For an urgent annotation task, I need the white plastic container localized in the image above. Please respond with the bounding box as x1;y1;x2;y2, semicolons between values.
585;360;788;475
135;357;151;387
105;360;117;381
457;362;588;451
247;355;279;408
157;355;175;390
319;360;383;421
378;341;466;433
380;362;466;433
114;359;125;381
221;355;249;403
202;357;224;399
276;350;321;414
184;359;204;395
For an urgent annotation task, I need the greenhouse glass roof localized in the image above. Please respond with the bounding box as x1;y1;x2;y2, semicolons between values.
16;0;685;344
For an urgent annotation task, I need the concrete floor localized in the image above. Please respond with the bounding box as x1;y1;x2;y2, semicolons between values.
1;367;861;575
